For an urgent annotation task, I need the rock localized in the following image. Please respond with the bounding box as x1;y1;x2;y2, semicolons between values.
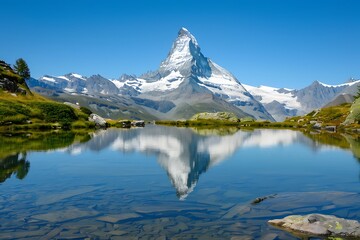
222;205;251;219
0;77;19;92
268;214;360;238
230;236;253;240
36;186;100;205
324;125;336;132
131;120;145;127
108;230;127;236
297;119;304;123
251;194;277;204
0;61;29;94
312;122;322;130
191;112;240;122
88;113;107;128
119;120;131;128
31;208;99;223
261;233;278;240
97;213;141;223
40;227;63;240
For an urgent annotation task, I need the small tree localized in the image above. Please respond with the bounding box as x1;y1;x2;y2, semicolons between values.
14;58;30;79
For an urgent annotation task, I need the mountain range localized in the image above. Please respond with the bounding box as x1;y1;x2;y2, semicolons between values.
28;28;360;121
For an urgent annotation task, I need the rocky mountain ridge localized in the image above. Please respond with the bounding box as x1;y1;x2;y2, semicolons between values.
28;28;360;121
245;79;360;121
28;28;274;121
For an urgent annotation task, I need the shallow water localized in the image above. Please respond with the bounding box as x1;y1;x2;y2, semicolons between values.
0;125;359;239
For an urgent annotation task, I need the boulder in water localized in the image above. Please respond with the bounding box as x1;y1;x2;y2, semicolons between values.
268;214;360;238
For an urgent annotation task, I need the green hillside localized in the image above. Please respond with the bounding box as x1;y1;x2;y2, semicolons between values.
344;97;360;125
0;60;94;130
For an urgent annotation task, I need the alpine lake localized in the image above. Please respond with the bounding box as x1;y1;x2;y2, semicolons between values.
0;125;359;240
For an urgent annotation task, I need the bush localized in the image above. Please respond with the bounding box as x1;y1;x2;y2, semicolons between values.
80;107;92;115
0;101;30;116
30;102;78;123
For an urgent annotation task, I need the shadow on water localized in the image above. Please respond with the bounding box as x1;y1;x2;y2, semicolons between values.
0;131;92;183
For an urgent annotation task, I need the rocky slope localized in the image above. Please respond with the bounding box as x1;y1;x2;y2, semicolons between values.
0;60;30;95
29;28;359;122
0;60;96;129
244;79;360;121
29;28;274;121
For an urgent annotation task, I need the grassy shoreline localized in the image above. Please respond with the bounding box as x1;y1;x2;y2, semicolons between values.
155;119;360;134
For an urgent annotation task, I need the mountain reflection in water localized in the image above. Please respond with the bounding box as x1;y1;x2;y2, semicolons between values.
1;126;359;199
64;126;360;199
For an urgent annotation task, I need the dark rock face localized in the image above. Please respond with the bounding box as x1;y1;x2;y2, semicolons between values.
0;60;28;94
0;77;18;92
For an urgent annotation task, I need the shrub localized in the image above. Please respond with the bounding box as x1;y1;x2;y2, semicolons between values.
80;106;92;115
30;102;78;123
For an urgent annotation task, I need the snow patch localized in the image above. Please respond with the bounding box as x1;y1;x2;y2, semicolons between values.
119;71;184;93
57;76;70;81
71;73;86;80
243;84;301;110
64;88;76;93
42;76;56;83
318;80;360;88
111;80;125;89
197;61;251;102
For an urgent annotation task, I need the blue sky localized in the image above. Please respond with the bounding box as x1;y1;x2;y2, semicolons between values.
2;0;360;88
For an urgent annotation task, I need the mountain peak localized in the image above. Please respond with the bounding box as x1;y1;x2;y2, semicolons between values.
177;27;198;45
159;28;209;76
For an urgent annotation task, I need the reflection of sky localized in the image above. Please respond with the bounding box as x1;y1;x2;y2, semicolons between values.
56;126;359;199
2;125;357;204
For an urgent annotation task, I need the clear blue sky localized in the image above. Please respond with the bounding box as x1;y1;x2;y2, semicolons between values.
2;0;360;88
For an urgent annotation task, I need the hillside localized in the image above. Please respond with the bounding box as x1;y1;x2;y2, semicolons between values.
344;97;360;125
282;102;358;132
0;60;94;130
0;60;31;95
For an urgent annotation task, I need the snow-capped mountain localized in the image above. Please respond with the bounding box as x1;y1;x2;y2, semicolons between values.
29;73;120;95
28;27;359;121
30;27;274;121
244;79;360;121
111;27;274;120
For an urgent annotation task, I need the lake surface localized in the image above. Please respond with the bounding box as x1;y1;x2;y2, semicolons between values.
0;125;359;239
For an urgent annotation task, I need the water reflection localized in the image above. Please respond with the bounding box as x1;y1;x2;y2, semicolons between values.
0;152;29;183
65;126;360;199
1;126;360;198
0;131;90;183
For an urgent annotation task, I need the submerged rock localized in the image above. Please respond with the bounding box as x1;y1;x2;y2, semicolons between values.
268;214;360;238
251;194;277;205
